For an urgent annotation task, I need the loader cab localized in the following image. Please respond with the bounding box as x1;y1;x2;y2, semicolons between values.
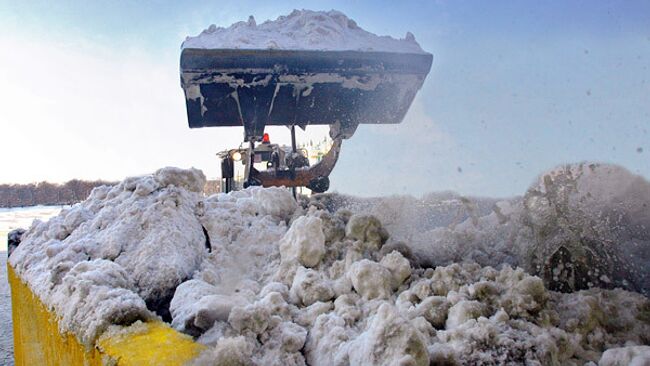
218;133;310;193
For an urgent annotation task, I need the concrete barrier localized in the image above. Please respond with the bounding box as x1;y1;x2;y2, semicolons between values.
8;264;206;365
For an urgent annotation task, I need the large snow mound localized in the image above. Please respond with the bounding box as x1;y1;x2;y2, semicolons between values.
9;167;211;345
318;162;650;297
178;206;648;366
182;9;425;54
8;163;649;364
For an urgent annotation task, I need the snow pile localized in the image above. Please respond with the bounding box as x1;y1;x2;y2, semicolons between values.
170;187;297;336
8;163;649;364
182;9;425;54
320;163;650;296
9;167;209;345
172;205;649;365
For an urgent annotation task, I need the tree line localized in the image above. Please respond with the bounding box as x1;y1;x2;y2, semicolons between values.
0;180;117;208
0;179;223;208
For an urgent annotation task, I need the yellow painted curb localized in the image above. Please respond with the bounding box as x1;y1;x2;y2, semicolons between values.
8;263;206;365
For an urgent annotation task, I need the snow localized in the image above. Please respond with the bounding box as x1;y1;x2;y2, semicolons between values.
50;259;153;346
9;167;209;345
279;216;325;268
180;191;649;365
347;259;392;300
290;267;334;306
346;303;429;366
325;162;650;297
182;9;425;54
0;205;63;251
598;346;650;366
7;163;650;364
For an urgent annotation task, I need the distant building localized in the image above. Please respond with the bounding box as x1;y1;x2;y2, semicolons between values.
301;136;333;166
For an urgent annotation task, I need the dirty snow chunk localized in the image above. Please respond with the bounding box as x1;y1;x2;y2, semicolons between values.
183;9;425;54
191;336;253;366
170;278;249;336
228;303;270;334
51;259;152;346
345;214;389;246
154;166;206;192
295;301;334;327
500;274;548;318
254;322;308;365
380;250;412;289
304;313;353;365
445;300;486;329
250;187;298;217
334;294;362;325
551;288;650;356
258;291;291;319
290;267;334;306
599;346;650;366
434;316;564;365
170;279;220;335
348;303;429;366
271;321;308;352
414;296;450;329
260;282;289;300
279;216;325;268
347;259;392;300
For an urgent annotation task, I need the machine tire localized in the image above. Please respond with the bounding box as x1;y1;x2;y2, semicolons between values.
308;176;330;193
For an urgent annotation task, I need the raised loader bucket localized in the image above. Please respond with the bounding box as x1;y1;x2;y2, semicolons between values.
180;49;433;141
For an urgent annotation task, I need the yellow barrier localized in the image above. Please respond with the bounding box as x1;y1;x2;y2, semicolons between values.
8;264;206;365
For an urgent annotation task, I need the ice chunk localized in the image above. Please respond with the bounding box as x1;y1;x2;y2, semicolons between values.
249;187;298;218
272;321;308;353
379;250;412;289
295;301;334;327
345;214;389;247
154;166;206;193
279;216;325;268
170;279;249;337
347;259;392;300
445;300;486;329
228;303;271;335
290;267;334;306
414;296;450;329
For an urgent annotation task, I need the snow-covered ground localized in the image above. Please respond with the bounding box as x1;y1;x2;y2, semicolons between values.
182;9;424;53
0;206;64;251
0;206;70;365
1;251;14;366
7;164;650;365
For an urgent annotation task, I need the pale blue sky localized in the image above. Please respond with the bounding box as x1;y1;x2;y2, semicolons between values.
0;1;648;197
